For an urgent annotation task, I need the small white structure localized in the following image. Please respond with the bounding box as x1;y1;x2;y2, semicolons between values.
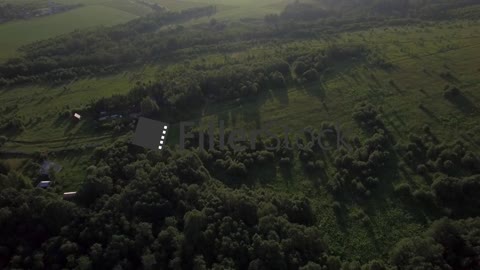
37;181;51;188
74;113;81;120
63;191;77;200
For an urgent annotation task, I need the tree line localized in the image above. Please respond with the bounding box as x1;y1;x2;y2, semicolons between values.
1;123;480;268
88;43;368;124
0;6;217;86
1;1;467;88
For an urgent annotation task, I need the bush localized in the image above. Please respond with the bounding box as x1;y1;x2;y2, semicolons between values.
0;136;7;147
293;61;308;76
303;69;319;82
443;87;460;99
423;124;431;134
0;161;10;175
394;183;412;197
269;71;286;87
442;160;455;173
305;161;315;172
227;161;247;177
365;176;379;187
314;160;324;170
417;164;428;175
3;118;24;133
279;157;291;168
461;152;479;170
413;189;436;206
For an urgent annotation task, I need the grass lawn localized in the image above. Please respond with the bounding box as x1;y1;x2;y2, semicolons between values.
0;5;138;60
0;65;160;152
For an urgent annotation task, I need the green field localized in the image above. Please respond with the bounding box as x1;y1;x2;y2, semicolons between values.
189;23;480;141
0;0;196;60
0;65;161;152
0;5;137;60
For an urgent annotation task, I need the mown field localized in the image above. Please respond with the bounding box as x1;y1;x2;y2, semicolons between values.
0;65;160;150
0;0;191;60
0;5;137;60
194;22;480;139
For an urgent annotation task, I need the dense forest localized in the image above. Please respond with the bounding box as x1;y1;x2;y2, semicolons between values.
1;103;480;269
1;0;480;269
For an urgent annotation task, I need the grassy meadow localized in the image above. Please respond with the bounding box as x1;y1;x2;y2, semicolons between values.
0;65;161;151
194;22;480;139
0;5;138;60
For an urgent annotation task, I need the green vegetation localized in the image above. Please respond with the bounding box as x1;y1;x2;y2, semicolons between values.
0;0;81;24
0;5;138;60
1;0;480;269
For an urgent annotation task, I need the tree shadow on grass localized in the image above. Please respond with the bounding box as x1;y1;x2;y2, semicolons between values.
202;89;271;130
419;88;429;96
242;105;261;129
55;86;72;97
439;72;461;84
62;120;80;135
446;93;478;115
366;87;386;104
382;114;403;138
370;74;382;87
464;91;480;103
35;96;50;105
418;105;441;123
301;82;327;107
423;68;432;77
270;86;289;106
389;80;404;94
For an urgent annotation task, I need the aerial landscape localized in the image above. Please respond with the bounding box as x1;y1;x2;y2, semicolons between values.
0;0;480;269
